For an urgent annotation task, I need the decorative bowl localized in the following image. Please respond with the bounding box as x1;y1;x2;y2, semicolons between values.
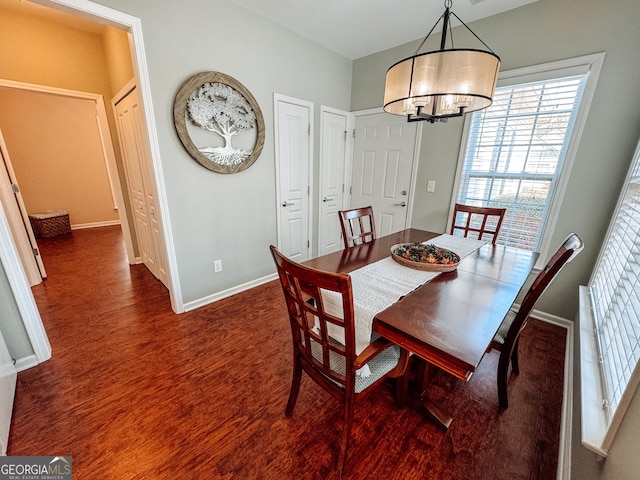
390;243;460;272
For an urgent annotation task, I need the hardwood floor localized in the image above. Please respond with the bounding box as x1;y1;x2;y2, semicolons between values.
9;226;565;479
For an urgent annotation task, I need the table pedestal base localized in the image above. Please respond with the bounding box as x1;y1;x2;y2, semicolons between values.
401;356;453;431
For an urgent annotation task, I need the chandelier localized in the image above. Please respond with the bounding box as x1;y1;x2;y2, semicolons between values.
383;0;500;123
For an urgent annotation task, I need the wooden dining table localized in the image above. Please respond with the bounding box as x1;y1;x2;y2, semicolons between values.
303;228;539;430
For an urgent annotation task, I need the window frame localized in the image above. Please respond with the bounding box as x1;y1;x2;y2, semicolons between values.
450;53;605;268
580;136;640;456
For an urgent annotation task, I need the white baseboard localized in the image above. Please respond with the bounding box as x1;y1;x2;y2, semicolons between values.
182;273;278;312
14;354;39;373
530;309;573;480
70;220;121;230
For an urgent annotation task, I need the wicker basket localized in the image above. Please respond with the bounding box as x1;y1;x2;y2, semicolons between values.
390;243;460;272
29;210;71;238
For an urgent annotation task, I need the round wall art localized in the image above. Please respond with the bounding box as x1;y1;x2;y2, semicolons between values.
173;71;265;174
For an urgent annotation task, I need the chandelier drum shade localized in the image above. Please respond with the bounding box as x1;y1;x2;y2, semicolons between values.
383;1;500;123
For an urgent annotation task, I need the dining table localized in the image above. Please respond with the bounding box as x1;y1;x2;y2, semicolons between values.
303;228;539;430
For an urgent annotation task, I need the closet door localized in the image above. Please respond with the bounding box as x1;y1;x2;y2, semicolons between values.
114;87;168;286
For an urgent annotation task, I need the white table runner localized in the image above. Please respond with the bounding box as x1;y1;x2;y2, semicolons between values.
321;234;488;370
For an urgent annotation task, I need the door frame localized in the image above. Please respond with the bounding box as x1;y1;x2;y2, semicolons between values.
0;128;45;285
0;79;136;262
349;107;422;231
2;0;182;370
273;93;314;260
0;206;51;369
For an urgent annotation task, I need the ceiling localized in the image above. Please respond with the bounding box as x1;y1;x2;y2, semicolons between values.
232;0;538;59
1;0;537;59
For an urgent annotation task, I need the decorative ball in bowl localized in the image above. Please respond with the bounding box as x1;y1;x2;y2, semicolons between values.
390;243;460;272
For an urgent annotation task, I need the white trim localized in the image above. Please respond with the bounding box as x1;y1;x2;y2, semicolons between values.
273;93;314;260
31;0;182;313
578;286;610;456
529;53;605;266
451;53;606;267
70;220;121;230
0;200;51;364
13;355;39;373
525;309;573;480
182;273;278;312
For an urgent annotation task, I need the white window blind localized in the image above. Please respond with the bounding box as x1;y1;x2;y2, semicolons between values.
457;75;587;251
588;143;640;436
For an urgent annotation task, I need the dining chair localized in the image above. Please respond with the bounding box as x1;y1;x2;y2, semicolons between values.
339;206;377;248
489;233;584;408
450;203;507;245
270;245;409;475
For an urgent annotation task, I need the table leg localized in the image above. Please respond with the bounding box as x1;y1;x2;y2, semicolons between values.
402;356;453;431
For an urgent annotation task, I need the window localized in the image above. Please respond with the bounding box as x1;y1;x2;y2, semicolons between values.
581;138;640;455
453;54;605;264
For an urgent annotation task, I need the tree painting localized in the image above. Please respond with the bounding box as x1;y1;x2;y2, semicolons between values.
187;82;257;166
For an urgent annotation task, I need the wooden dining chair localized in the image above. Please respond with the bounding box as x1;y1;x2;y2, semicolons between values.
339;206;376;248
270;245;409;475
489;233;584;408
450;203;507;245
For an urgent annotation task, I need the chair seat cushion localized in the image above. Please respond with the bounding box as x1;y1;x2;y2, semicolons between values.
309;339;400;394
493;309;517;346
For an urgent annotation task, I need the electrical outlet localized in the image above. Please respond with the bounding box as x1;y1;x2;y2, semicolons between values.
427;180;436;193
214;259;223;273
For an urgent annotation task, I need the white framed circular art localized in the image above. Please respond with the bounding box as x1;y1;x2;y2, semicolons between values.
173;71;265;174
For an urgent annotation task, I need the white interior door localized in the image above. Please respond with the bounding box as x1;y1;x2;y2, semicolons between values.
318;107;348;255
0;129;45;285
114;86;168;286
0;329;16;456
275;94;313;262
351;111;419;237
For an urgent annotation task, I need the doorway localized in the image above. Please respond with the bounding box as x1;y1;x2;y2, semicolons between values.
0;81;128;284
0;0;179;371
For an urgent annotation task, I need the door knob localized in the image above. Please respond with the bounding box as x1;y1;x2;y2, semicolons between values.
395;201;407;207
282;201;294;207
322;197;334;202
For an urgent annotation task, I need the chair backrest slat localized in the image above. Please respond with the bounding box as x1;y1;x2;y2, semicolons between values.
270;245;356;391
339;207;376;248
450;203;507;245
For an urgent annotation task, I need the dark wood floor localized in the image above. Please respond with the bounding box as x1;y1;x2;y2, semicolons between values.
9;226;566;479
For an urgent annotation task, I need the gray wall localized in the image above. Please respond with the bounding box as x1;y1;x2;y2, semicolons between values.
352;0;640;478
95;0;352;304
352;0;640;321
